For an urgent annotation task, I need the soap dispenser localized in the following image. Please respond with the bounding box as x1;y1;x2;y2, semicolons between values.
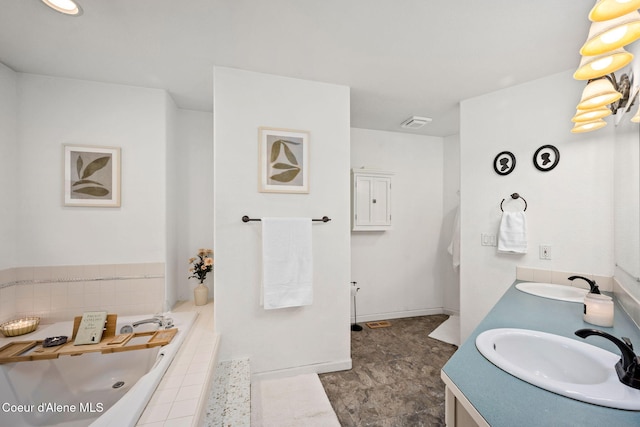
569;275;614;327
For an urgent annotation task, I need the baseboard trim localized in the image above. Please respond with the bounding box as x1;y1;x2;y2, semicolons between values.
251;359;352;382
352;308;446;324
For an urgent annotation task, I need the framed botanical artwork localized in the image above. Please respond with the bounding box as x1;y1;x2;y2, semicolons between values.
258;127;309;193
63;145;121;207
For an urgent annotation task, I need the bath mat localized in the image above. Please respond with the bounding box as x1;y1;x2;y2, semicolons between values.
366;321;391;329
428;314;460;346
252;373;340;426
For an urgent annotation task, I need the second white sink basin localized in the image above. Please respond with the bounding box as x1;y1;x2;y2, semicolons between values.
476;328;640;410
516;282;588;303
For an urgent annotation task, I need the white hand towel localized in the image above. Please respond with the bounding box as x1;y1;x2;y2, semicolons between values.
497;211;527;254
262;218;313;309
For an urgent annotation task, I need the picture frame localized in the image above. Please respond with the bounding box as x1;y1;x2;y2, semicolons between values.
533;145;560;172
493;151;516;176
63;144;121;207
258;127;309;193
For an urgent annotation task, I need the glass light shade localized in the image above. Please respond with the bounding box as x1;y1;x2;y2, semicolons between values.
573;48;633;80
41;0;82;16
632;104;640;122
572;106;612;122
576;78;622;109
571;119;608;133
589;0;640;22
580;11;640;55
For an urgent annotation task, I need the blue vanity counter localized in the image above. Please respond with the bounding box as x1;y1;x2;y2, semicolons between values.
442;281;640;427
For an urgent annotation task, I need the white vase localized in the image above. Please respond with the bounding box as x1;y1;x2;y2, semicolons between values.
194;283;208;306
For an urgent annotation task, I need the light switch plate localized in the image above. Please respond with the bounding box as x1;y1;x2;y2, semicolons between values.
481;233;497;247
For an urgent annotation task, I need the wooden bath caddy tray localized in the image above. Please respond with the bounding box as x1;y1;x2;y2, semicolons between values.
0;314;178;364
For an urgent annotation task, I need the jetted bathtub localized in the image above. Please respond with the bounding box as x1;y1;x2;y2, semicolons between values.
0;311;197;427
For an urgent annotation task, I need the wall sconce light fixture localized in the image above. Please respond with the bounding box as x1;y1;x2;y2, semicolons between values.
574;47;633;80
571;119;608;133
573;73;635;132
589;0;640;22
572;2;640;133
41;0;83;16
577;76;623;110
580;11;640;56
572;106;613;122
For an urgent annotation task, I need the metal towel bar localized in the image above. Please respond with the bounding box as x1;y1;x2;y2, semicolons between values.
242;215;331;223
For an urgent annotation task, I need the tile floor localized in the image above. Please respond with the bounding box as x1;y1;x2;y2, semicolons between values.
319;315;458;426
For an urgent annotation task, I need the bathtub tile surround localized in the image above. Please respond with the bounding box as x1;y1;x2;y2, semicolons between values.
137;300;219;427
0;263;165;325
203;359;251;426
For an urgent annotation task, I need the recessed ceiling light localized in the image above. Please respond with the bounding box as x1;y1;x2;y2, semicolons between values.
41;0;83;16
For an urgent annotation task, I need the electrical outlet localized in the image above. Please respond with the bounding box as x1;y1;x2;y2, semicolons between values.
539;245;552;260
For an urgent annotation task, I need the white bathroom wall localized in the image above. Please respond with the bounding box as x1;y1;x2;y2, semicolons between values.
175;109;214;302
213;67;351;375
3;70;215;319
350;128;445;321
0;63;17;270
442;133;460;313
16;73;168;266
459;69;615;341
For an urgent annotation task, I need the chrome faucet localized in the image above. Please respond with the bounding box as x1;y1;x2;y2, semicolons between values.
575;329;640;390
568;275;601;294
119;315;173;334
132;316;165;328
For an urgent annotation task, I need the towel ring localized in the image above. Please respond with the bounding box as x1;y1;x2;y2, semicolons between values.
500;193;527;212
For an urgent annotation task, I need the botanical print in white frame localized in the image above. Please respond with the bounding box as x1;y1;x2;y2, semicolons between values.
64;144;121;207
258;127;309;193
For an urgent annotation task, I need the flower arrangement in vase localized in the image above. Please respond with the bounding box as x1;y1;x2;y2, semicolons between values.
189;248;213;305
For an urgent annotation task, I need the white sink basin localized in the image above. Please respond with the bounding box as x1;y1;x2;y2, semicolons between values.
515;282;588;303
476;328;640;410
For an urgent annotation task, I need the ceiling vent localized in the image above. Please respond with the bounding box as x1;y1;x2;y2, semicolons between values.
400;116;432;129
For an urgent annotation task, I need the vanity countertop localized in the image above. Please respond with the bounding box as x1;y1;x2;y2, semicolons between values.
442;281;640;427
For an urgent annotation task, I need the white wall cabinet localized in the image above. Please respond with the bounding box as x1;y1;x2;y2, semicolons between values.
351;169;393;231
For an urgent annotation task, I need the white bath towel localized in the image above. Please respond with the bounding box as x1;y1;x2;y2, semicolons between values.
497;211;528;254
447;206;461;269
262;217;313;309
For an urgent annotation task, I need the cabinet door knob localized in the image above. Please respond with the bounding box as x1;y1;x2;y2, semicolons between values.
372;199;377;203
